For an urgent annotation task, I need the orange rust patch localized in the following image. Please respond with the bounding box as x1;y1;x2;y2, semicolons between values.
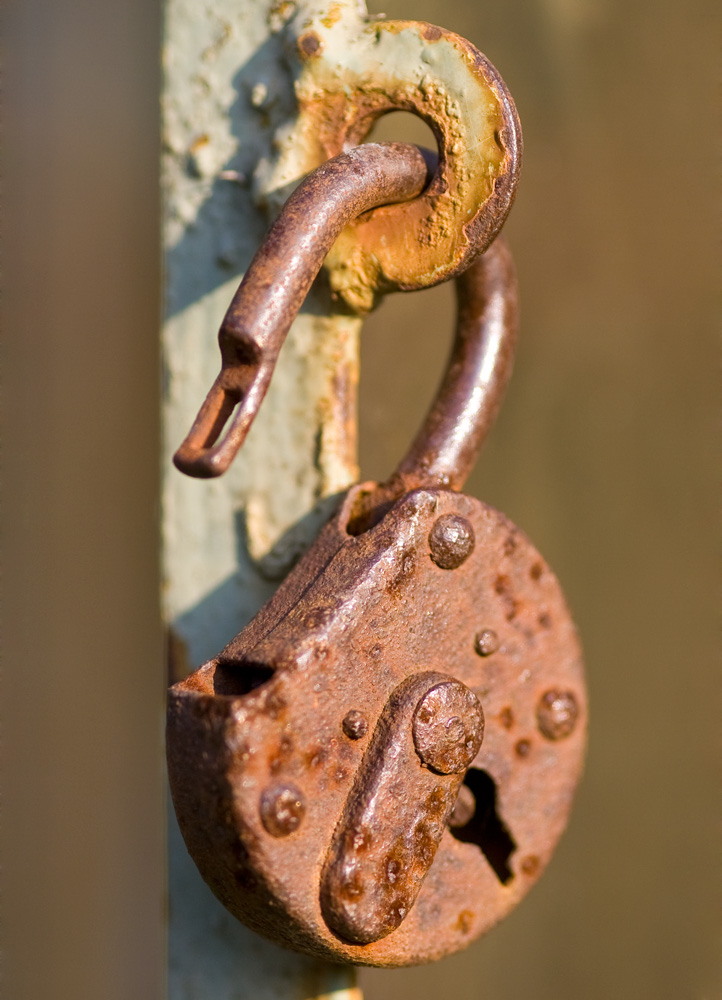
520;855;540;876
298;32;322;59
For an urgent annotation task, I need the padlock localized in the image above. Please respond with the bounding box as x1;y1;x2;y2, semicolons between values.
167;142;586;966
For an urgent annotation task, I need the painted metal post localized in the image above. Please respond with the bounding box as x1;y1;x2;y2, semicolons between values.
162;1;364;996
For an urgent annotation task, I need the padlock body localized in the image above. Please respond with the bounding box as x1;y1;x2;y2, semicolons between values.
167;486;586;966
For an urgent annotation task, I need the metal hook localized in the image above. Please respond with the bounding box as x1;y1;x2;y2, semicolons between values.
174;141;517;529
174;143;432;479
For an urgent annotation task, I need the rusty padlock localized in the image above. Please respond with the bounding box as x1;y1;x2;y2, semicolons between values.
167;144;586;967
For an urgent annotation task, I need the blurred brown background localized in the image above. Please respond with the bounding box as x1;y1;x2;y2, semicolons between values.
3;0;718;998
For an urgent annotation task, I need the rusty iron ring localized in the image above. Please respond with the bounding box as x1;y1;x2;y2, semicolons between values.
286;17;522;311
174;143;517;482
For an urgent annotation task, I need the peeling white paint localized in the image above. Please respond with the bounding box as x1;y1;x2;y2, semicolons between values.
162;0;510;989
163;1;363;663
163;1;363;996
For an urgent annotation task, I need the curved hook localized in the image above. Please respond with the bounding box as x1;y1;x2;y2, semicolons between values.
280;13;522;312
174;142;518;520
345;238;517;534
174;143;432;478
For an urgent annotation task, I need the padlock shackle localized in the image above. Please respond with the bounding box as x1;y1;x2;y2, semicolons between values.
396;241;517;492
173;142;432;479
346;240;516;533
174;143;518;522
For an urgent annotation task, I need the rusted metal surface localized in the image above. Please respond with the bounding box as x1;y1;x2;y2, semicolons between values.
316;233;518;534
167;484;586;966
536;690;580;741
168;19;583;965
174;142;430;478
320;672;483;945
167;204;587;962
175;144;517;488
268;9;522;312
412;678;484;774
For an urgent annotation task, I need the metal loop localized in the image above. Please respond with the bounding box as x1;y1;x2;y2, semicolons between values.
278;14;523;311
174;143;431;479
174;142;517;510
346;237;517;534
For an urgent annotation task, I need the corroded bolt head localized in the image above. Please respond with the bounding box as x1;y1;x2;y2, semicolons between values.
428;515;475;570
260;784;306;837
342;710;368;740
297;31;322;59
412;681;484;774
474;628;499;656
536;689;579;740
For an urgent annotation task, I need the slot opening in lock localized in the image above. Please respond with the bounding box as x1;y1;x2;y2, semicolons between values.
449;767;516;885
212;660;276;697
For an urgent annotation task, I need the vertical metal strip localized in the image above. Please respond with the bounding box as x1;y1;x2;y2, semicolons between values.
162;0;363;995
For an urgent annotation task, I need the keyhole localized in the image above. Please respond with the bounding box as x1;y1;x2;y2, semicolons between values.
448;768;516;885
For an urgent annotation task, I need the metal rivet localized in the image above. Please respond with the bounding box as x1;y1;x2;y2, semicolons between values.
260;783;306;837
342;710;368;740
428;515;475;570
536;689;579;740
413;681;484;774
474;628;499;656
297;31;322;59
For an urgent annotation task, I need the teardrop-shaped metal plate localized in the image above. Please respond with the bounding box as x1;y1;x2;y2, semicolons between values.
167;486;586;966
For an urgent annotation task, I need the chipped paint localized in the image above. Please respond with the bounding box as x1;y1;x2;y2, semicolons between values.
256;3;521;311
163;0;520;990
163;2;366;996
